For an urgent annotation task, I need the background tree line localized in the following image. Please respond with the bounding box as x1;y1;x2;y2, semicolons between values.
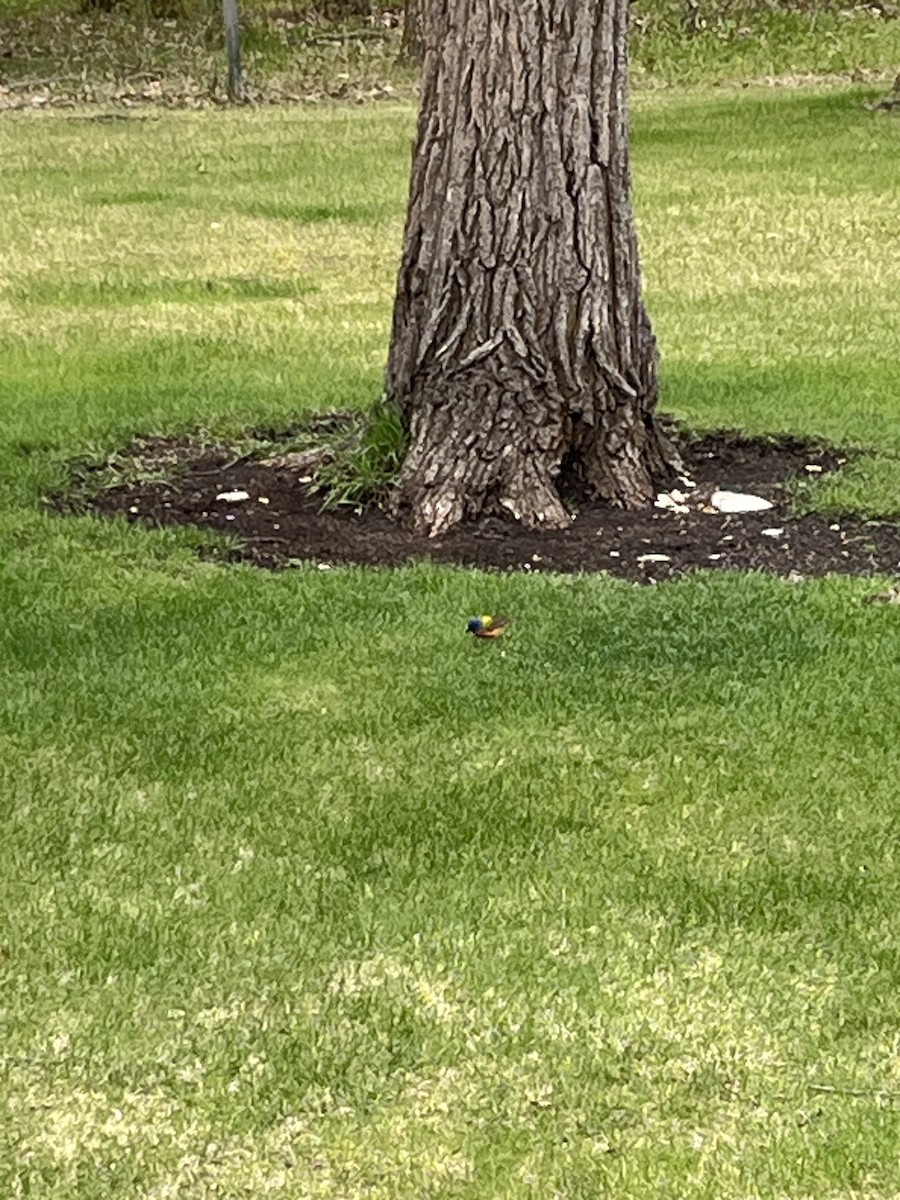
74;0;899;35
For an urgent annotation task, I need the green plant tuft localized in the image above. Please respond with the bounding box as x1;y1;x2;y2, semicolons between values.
316;399;406;510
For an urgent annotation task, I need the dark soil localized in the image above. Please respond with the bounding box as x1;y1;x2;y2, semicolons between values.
51;428;900;584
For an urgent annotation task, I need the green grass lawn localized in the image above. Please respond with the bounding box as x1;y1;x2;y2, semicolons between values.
2;87;900;1198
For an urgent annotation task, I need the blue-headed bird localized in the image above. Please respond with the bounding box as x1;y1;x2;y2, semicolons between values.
467;615;510;639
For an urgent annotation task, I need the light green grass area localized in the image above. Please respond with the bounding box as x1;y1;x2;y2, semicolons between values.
631;88;900;512
2;89;900;1198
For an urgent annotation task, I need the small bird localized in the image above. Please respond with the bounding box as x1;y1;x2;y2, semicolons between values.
467;615;510;639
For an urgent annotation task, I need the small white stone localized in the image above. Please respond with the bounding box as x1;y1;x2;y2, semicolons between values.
761;528;784;538
216;490;250;503
609;550;621;558
708;553;724;560
637;554;672;564
655;492;689;514
258;496;270;505
225;514;235;521
128;505;139;513
829;523;840;532
710;490;773;513
805;464;824;473
317;563;331;571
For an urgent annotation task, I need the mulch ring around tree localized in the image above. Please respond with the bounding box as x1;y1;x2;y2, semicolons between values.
50;423;900;585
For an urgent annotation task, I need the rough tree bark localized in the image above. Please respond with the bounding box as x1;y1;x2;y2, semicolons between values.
400;0;425;62
386;0;681;537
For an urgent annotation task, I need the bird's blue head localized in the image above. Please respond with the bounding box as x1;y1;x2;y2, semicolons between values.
467;617;483;634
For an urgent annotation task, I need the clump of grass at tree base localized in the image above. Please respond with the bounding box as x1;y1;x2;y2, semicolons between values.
315;399;406;509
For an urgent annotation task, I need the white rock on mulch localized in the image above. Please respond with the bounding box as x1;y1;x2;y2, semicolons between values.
637;554;672;564
216;490;251;503
709;490;774;513
655;490;690;514
761;528;785;538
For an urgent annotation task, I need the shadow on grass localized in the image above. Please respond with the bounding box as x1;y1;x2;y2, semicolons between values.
238;200;392;223
660;358;900;460
12;275;319;308
88;189;173;206
634;87;887;158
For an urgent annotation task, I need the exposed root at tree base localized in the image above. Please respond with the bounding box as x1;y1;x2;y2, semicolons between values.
49;426;900;584
390;418;683;538
390;466;575;538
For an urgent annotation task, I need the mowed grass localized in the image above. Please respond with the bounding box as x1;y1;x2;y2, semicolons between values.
1;89;899;1198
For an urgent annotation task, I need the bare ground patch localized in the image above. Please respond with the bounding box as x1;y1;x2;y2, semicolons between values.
48;421;900;583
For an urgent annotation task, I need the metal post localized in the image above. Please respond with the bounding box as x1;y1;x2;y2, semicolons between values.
222;0;244;103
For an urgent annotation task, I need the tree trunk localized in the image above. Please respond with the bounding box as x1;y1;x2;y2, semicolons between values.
400;0;425;63
386;0;681;537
